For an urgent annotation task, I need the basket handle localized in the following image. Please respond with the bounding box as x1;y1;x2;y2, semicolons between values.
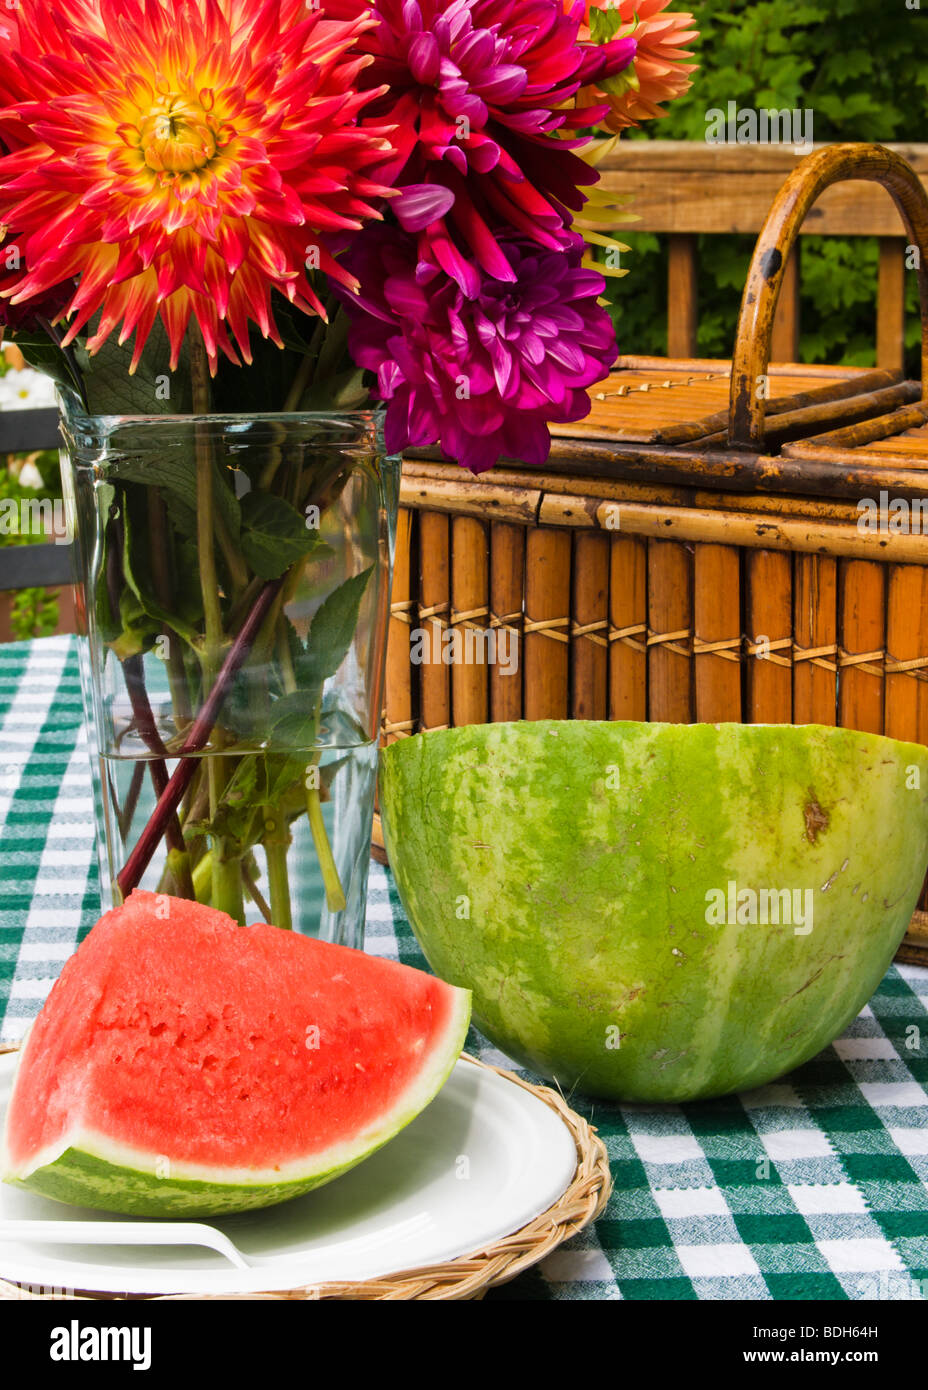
728;143;928;450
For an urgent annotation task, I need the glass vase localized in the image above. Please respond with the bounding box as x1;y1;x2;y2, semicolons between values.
58;399;398;949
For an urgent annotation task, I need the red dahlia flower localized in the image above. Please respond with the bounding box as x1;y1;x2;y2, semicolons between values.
0;0;395;370
328;0;636;296
341;226;617;473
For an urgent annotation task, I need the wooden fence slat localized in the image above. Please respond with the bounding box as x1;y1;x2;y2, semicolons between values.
667;233;698;358
770;246;801;363
597;170;926;237
877;236;907;375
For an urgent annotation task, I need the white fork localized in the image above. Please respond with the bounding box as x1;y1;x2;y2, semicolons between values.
0;1219;249;1269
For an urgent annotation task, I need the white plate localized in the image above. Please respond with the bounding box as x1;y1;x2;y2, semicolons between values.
0;1052;576;1296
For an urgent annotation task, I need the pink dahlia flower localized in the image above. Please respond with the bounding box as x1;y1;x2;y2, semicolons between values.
341;227;616;473
329;0;636;295
0;0;395;370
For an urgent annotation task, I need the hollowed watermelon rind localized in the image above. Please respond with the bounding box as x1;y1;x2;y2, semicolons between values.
2;989;472;1218
381;719;928;1102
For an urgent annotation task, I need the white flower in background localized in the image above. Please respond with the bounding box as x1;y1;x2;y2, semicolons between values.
0;367;57;410
17;460;44;489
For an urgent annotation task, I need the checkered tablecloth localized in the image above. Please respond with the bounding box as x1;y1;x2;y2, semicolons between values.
3;635;928;1302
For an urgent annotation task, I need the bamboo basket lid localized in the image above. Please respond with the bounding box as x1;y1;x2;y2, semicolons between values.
867;425;928;460
0;1051;611;1302
551;355;913;447
783;399;928;466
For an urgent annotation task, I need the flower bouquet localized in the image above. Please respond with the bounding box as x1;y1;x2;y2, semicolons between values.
0;0;696;942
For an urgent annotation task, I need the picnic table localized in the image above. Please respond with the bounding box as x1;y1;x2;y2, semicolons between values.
2;634;928;1302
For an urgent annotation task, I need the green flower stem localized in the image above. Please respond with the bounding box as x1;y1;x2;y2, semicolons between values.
193;380;224;689
264;812;293;931
192;850;212;904
228;576;265;636
314;303;348;382
242;857;273;921
166;846;195;902
162;641;193;738
307;781;346;914
147;490;193;732
181;760;209;828
116;762;145;843
281;353;314;414
115;575;285;898
278;298;330;417
275;620;346;914
192;334;244;922
212;832;245;922
214;509;249;598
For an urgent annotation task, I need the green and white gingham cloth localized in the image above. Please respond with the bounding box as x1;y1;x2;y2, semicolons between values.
3;635;928;1303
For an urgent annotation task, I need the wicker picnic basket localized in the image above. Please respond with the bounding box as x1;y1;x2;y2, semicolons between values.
379;142;928;963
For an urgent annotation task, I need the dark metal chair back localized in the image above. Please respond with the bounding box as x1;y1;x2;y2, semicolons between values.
0;408;73;592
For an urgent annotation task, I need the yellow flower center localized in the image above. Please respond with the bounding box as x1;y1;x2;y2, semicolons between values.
132;94;223;175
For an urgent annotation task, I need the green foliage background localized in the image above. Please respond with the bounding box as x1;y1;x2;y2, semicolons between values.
613;0;928;371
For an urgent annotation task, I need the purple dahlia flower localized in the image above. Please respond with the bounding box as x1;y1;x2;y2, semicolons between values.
328;0;636;294
341;226;617;473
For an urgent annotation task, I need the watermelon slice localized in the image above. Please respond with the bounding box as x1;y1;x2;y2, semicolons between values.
1;892;470;1217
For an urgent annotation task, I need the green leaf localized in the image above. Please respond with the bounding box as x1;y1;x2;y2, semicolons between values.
589;5;623;43
200;749;314;852
262;594;369;749
265;752;319;817
112;586;159;660
13;331;83;398
297;566;374;690
267;690;321;750
120;489;203;647
299;365;370;412
75;314;192;415
240;491;323;580
209;306;305;414
105;449;241;558
196;755;264;848
271;297;320;357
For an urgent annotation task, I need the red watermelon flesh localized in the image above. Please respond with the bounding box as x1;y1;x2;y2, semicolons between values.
1;891;471;1216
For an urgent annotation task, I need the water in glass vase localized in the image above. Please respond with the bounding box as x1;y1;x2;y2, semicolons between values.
59;407;398;951
96;705;379;950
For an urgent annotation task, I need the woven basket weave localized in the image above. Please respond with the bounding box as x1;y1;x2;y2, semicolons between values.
0;1050;611;1302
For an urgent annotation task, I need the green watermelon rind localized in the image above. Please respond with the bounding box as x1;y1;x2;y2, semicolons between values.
380;719;928;1103
2;991;472;1218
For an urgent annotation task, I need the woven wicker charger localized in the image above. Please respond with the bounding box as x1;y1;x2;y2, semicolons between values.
0;1048;611;1301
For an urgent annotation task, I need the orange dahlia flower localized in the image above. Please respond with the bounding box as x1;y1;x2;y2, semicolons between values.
0;0;395;369
578;0;697;131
